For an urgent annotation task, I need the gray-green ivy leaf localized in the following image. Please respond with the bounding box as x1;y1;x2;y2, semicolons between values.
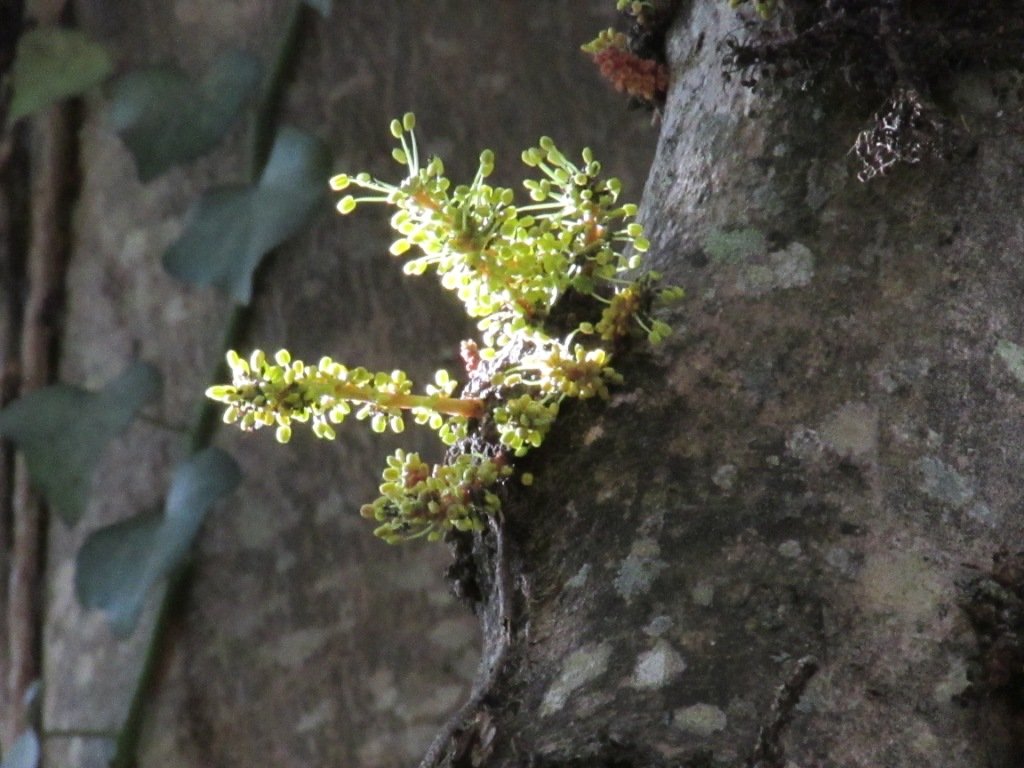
303;0;331;17
163;126;331;303
0;729;40;768
8;27;113;123
107;50;262;182
75;447;241;638
0;362;161;525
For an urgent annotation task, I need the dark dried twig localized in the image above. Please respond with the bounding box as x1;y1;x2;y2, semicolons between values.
419;512;513;768
747;655;819;768
851;88;950;181
4;101;76;750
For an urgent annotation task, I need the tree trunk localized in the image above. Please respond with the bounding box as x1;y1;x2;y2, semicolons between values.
442;3;1024;766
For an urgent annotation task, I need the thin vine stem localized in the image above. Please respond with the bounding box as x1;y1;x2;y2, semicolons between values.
187;305;251;453
110;3;310;765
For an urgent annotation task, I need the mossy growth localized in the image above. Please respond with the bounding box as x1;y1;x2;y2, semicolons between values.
208;114;681;543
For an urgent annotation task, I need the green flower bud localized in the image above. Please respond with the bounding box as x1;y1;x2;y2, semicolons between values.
390;238;412;256
206;384;234;401
479;149;494;172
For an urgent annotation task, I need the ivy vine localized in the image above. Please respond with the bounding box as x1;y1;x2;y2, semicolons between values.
0;1;331;764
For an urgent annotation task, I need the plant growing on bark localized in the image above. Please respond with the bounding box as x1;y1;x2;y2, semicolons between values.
582;29;670;104
208;114;680;543
583;1;676;107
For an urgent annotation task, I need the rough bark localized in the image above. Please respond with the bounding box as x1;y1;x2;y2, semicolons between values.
434;3;1024;767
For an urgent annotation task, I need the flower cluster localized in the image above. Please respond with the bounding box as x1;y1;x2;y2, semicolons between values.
493;395;560;457
583;30;670;103
207;348;478;446
360;450;512;543
333;115;657;351
209;115;681;542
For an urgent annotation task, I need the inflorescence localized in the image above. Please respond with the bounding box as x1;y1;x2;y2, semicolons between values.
208;114;681;543
582;28;670;105
582;1;674;107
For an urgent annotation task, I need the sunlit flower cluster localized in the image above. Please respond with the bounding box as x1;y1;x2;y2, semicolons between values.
360;450;512;543
209;115;681;542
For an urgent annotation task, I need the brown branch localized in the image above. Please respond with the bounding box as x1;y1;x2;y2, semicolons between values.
418;512;513;768
747;655;819;768
4;99;76;747
0;140;15;748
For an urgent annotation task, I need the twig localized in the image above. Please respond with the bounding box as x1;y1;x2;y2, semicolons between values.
417;512;513;768
4;98;76;749
747;655;819;768
108;3;311;765
108;562;193;768
0;127;17;749
247;0;305;180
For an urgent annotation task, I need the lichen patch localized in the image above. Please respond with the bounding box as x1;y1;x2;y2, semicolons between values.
644;614;675;636
819;402;878;460
630;640;687;689
916;456;975;508
704;227;766;263
859;550;944;624
712;463;737;491
996;338;1024;385
613;537;667;604
932;657;970;704
540;642;613;717
565;563;591;590
735;242;814;295
294;699;336;734
673;703;728;737
263;626;332;669
583;423;605;445
691;580;715;607
777;539;803;559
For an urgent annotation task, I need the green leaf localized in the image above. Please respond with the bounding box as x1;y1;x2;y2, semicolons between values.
107;50;262;182
303;0;331;17
8;27;113;123
75;447;241;637
163;127;331;303
0;362;161;525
